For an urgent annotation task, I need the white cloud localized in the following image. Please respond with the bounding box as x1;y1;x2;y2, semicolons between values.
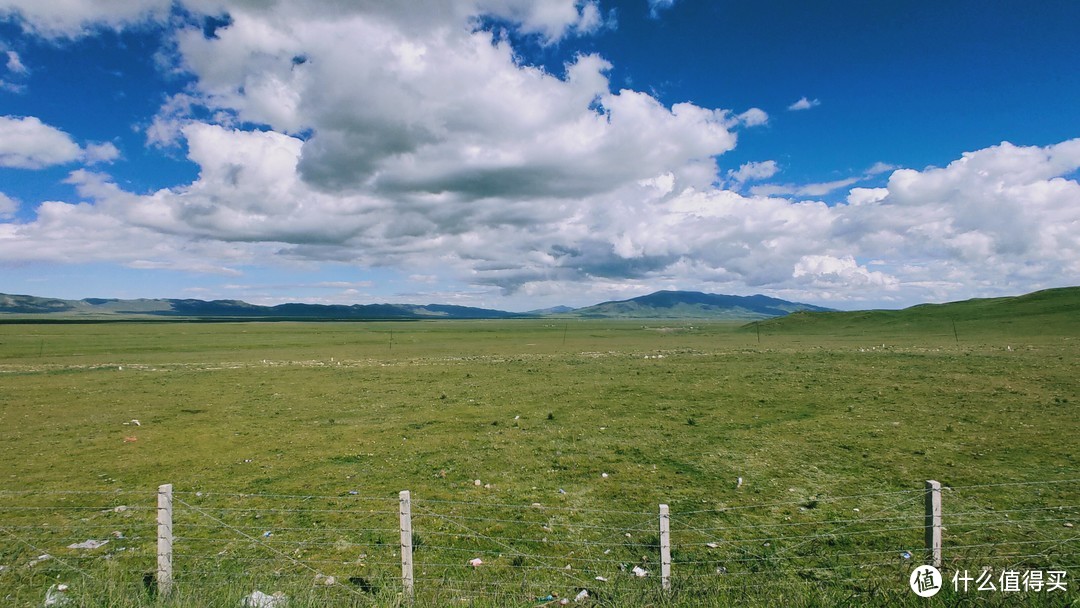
0;115;121;168
787;96;821;111
84;142;120;164
2;136;1077;307
728;160;779;184
793;254;898;289
0;0;170;37
166;6;737;200
5;50;27;74
736;107;769;127
647;0;677;18
2;3;1078;308
0;115;83;168
845;187;888;206
0;192;18;218
750;177;859;198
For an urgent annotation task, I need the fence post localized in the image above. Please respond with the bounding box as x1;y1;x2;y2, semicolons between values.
399;490;414;602
659;503;671;591
924;480;942;568
157;483;173;596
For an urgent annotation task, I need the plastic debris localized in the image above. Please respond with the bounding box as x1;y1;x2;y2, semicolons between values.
67;539;109;550
594;576;607;582
131;419;141;426
574;589;589;602
558;489;566;494
900;551;912;559
559;599;569;605
469;558;483;567
601;473;608;478
262;531;272;538
474;479;482;486
536;595;555;602
632;565;648;577
43;583;71;607
241;590;287;608
123;436;138;443
314;574;336;586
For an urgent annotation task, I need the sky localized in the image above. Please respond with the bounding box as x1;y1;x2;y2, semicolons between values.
0;0;1078;312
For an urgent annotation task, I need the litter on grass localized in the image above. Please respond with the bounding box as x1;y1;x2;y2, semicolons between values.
67;539;109;550
43;583;71;607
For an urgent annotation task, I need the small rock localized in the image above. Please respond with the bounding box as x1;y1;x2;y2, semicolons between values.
241;590;287;608
474;479;482;486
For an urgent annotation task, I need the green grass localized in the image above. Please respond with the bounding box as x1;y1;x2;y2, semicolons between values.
0;310;1077;606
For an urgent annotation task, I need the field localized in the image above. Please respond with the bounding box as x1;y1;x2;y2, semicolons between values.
0;304;1077;606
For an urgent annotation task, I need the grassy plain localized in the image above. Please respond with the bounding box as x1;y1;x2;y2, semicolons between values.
0;299;1077;606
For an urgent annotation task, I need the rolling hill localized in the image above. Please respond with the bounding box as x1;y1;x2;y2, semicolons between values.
0;293;526;320
570;290;833;319
744;286;1080;337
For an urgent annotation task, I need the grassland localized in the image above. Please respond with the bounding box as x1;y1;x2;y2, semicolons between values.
0;295;1077;606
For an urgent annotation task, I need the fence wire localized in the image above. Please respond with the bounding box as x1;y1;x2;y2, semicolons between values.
0;480;1076;605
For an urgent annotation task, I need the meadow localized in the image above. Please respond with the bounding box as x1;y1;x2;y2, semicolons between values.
0;307;1076;606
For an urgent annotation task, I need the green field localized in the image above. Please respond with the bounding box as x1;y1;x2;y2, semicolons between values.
0;296;1077;606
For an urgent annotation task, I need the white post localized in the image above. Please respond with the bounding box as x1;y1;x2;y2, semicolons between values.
399;490;414;601
659;503;671;591
157;484;173;596
925;480;942;568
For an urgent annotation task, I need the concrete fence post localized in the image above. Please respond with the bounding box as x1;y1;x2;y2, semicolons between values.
157;483;173;596
659;503;671;591
925;480;942;568
399;490;414;602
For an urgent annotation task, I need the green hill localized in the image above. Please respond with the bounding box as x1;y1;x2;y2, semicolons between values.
745;286;1080;339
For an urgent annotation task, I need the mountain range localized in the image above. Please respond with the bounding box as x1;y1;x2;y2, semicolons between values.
0;290;829;321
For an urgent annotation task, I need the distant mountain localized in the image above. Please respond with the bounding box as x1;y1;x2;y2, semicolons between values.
0;293;526;320
527;305;576;315
570;290;832;319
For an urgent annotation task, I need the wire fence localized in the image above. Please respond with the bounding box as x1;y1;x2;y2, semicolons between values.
0;479;1076;605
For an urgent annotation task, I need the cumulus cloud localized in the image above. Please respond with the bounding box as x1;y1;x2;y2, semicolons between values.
788;96;821;111
1;2;1078;308
165;5;738;200
0;115;120;168
0;0;170;37
728;160;779;185
0;115;83;168
0;192;18;218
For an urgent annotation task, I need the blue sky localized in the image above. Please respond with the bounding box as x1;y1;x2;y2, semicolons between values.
1;0;1078;311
